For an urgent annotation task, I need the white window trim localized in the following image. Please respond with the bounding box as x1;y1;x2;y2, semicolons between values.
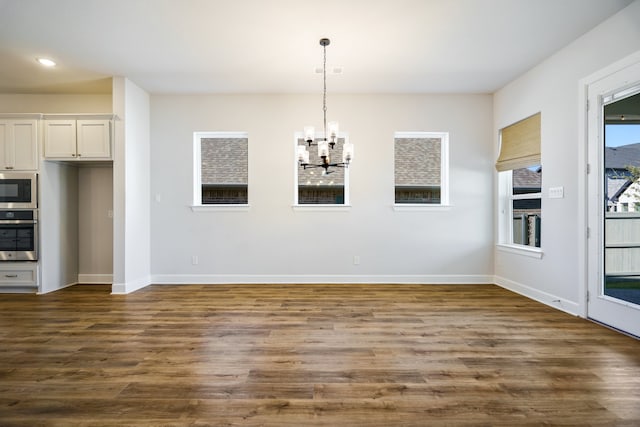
393;204;452;212
496;243;543;259
192;131;249;211
293;131;351;210
393;131;450;210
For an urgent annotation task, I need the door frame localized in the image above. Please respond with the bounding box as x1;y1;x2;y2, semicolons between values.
579;49;640;334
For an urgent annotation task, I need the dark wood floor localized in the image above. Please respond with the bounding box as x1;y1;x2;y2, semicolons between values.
0;284;639;426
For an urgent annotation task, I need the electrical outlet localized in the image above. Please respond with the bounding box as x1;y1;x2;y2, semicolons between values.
107;209;113;218
353;256;360;265
192;256;198;265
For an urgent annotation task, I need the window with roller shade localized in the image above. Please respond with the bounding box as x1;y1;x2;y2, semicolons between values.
497;113;542;248
394;132;449;205
193;132;248;205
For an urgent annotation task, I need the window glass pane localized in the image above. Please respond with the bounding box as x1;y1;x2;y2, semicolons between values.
395;136;442;204
200;136;248;204
510;165;542;248
512;165;541;194
603;105;640;305
297;138;346;205
512;204;541;247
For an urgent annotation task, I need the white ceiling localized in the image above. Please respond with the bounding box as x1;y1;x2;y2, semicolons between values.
0;0;634;95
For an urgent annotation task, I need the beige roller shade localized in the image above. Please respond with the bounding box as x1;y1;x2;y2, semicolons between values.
495;112;541;171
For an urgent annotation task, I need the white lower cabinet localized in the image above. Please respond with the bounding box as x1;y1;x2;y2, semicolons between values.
0;262;38;292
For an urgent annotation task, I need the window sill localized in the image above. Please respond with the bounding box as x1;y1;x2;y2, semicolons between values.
393;204;452;212
496;243;543;259
191;204;251;212
292;205;351;212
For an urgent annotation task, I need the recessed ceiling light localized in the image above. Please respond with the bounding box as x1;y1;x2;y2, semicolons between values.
36;58;56;67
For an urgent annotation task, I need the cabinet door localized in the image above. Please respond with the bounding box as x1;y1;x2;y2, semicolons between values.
44;120;77;158
77;120;111;159
11;120;38;170
0;121;8;169
0;120;38;170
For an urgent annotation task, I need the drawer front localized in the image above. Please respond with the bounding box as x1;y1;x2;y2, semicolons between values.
0;268;36;284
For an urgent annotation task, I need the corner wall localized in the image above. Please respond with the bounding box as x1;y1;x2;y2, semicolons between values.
112;77;151;293
493;0;640;314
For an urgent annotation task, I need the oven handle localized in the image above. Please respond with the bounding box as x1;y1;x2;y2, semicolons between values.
0;220;37;225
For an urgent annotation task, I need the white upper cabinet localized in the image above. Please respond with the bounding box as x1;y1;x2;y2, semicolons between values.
44;120;76;158
0;119;38;171
77;120;111;159
44;117;112;160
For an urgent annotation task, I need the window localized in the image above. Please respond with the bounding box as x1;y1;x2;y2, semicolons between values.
295;134;349;205
497;113;542;249
193;132;248;206
510;166;542;247
394;132;449;205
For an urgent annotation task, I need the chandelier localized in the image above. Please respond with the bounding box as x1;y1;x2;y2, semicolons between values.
297;38;354;174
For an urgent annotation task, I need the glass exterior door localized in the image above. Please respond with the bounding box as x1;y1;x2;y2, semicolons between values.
587;56;640;338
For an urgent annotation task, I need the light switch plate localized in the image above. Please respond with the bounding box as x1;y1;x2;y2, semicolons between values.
549;186;564;199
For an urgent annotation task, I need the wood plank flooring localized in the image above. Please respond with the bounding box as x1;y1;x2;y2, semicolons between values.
0;284;639;426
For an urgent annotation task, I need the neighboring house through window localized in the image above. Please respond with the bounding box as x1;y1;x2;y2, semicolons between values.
193;132;248;206
603;141;640;212
394;132;449;205
496;113;542;249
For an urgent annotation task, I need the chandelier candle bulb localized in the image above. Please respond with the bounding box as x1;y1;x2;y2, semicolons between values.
304;126;315;143
318;140;329;158
297;145;308;163
328;121;339;143
343;142;354;163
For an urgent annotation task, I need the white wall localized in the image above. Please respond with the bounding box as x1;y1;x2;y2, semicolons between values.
0;94;112;114
493;1;640;313
112;77;151;293
78;166;113;282
39;162;78;293
150;94;494;283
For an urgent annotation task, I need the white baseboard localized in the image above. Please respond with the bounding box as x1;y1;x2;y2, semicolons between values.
494;275;580;316
78;274;113;284
150;274;494;285
38;281;77;294
111;275;152;294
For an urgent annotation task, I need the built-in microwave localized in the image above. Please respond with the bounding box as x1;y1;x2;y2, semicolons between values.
0;172;37;209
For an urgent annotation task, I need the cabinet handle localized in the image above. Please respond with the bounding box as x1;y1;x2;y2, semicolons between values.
72;154;76;157
5;166;13;170
5;274;18;278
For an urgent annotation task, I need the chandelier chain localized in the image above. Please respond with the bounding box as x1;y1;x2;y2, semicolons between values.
323;41;327;141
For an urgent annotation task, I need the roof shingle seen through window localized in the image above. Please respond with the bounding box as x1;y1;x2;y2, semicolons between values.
512;167;541;189
201;138;248;185
394;138;441;186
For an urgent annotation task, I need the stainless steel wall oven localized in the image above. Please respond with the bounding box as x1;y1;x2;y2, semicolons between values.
0;210;38;261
